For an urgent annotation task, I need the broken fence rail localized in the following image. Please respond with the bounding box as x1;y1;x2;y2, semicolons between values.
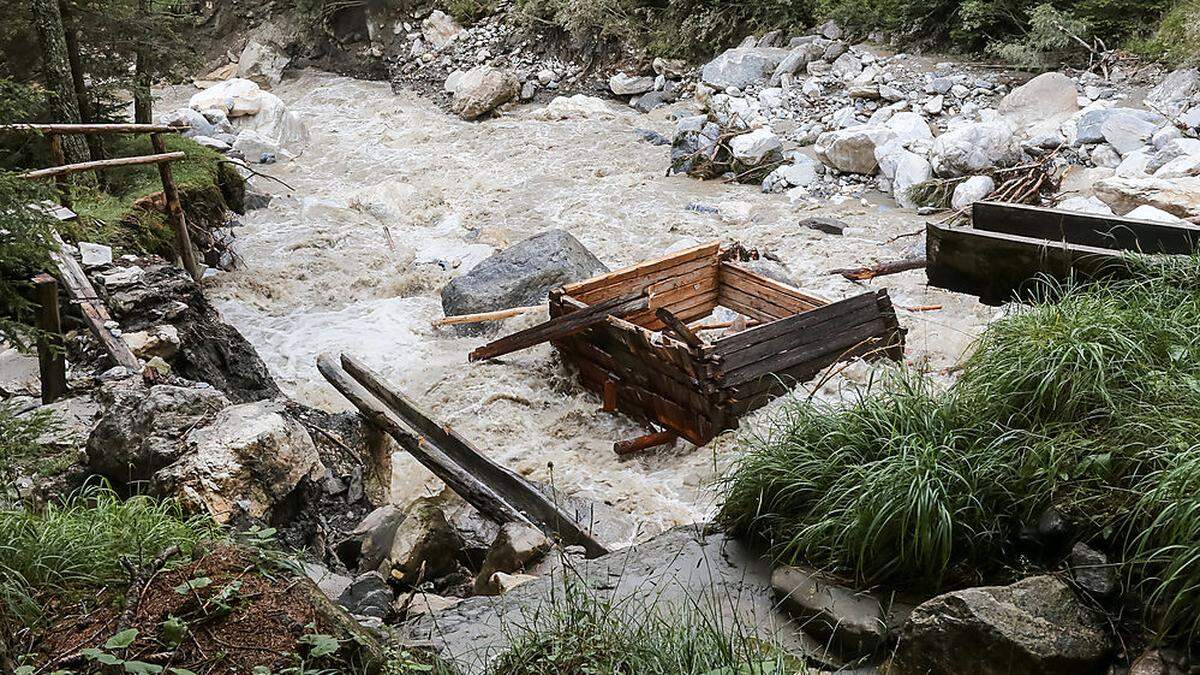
317;353;609;558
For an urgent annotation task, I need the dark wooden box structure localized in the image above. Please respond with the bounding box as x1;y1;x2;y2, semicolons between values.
546;242;906;446
928;201;1200;302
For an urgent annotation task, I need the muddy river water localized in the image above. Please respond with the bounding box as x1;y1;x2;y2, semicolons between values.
163;70;996;545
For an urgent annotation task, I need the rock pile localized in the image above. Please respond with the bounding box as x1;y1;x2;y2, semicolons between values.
159;77;309;164
666;26;1200;216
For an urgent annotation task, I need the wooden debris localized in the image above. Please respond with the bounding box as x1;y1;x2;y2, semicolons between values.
323;353;608;557
0;123;184;134
47;230;140;371
469;292;649;362
926;201;1199;302
433;304;544;327
655;308;703;350
614;430;678;456
546;244;905;446
150;133;200;281
829;255;927;281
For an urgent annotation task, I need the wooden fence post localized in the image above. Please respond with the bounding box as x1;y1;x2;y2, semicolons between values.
149;133;201;281
46;133;72;209
32;273;67;404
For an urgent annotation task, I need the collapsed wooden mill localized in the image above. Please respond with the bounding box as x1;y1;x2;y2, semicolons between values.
470;241;907;454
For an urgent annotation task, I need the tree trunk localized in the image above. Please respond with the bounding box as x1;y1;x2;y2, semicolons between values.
58;0;103;163
28;0;89;165
133;0;152;124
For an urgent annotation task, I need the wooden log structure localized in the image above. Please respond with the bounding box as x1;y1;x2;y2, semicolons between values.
32;274;67;404
20;151;186;180
320;353;609;557
0;123;185;134
150;133;201;281
925;201;1194;302
468;242;906;448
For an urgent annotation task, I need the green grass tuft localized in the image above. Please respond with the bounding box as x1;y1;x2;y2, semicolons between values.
720;267;1200;638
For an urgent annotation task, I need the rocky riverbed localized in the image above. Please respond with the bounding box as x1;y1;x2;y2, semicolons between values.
153;66;998;544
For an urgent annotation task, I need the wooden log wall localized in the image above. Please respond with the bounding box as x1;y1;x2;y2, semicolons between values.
558;241;722;330
708;290;905;415
972;201;1200;254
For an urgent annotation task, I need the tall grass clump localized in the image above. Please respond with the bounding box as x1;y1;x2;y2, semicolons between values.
488;568;803;674
0;484;216;631
720;265;1200;638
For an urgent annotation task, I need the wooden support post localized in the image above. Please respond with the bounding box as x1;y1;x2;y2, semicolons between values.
46;133;71;209
614;430;678;456
602;379;618;413
150;133;201;282
32;274;67;404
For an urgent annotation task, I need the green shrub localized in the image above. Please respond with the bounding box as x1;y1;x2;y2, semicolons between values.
0;172;56;348
1129;0;1200;64
720;268;1200;637
0;485;217;632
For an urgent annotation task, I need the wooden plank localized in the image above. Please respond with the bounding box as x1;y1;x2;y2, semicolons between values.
715;293;889;371
433;305;544;327
338;354;608;557
726;338;885;414
926;222;1128;303
972;200;1200;254
721;316;894;388
720;262;828;310
625;288;718;329
317;354;531;533
710;292;882;356
151;133;201;282
47;231;140;370
717;284;792;323
562;241;720;299
470;293;648;361
33;274;67;404
20;151;186;180
656;308;703;349
575;255;718;307
0;123;185;134
569;356;711;444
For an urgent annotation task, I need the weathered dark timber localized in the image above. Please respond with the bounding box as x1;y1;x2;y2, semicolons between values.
317;354;528;528
339;354;608;557
829;256;927;281
47;231;141;370
927;222;1131;303
150;133;201;281
0;123;184;134
543;244;905;446
33;274;67;404
656;308;704;349
470;293;649;362
972;201;1200;253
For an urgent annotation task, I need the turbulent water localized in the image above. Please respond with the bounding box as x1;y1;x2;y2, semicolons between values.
160;70;994;545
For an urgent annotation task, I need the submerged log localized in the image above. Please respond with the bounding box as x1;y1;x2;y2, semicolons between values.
614;430;678;456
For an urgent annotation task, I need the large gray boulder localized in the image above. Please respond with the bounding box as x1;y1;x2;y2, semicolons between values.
475;523;551;595
440;230;607;334
152;400;324;523
1076;108;1165;146
769;43;826;86
700;47;790;90
1146;68;1200;118
773;566;912;658
931;120;1021;177
999;72;1079;129
87;382;231;484
450;66;519;120
383;497;464;584
1094;175;1200;218
890;575;1111;675
815;126;896;174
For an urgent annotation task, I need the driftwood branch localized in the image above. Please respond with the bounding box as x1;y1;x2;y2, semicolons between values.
829;255;927;281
